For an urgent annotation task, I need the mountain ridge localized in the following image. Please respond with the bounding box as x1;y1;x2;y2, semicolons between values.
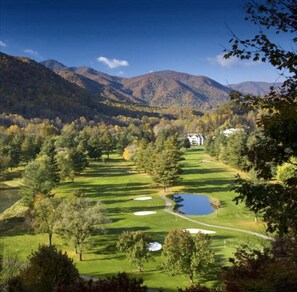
41;60;231;110
0;53;173;122
0;53;280;123
230;81;283;96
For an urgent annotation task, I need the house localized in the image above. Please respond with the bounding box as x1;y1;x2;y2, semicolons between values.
222;128;244;137
187;133;205;146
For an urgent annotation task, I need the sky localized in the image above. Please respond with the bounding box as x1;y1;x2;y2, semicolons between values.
0;0;291;84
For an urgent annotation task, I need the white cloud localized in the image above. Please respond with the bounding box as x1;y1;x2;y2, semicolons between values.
117;70;124;75
208;53;260;68
24;49;43;59
0;40;7;48
97;56;129;69
208;53;238;68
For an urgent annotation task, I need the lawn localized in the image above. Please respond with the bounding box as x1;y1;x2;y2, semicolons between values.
0;147;269;291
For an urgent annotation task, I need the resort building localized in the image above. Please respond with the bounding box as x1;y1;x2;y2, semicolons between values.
222;128;244;137
187;133;205;146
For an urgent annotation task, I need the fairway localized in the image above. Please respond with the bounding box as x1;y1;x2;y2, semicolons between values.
0;147;269;291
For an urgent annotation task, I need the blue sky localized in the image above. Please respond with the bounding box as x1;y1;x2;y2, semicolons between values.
0;0;290;84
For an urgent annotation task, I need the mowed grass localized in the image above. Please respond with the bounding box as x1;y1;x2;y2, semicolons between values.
179;147;267;232
0;147;268;291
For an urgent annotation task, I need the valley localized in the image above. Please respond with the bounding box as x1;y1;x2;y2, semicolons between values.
0;147;267;291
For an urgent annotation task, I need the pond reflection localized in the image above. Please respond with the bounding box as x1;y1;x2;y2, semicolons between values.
172;194;214;215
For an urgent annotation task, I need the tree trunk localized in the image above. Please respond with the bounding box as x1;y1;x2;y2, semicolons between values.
49;233;52;246
189;272;193;284
79;250;83;261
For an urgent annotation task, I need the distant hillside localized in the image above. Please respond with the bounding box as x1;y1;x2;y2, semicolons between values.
43;60;231;110
122;71;230;110
42;61;142;104
0;53;111;121
230;81;283;96
0;53;169;122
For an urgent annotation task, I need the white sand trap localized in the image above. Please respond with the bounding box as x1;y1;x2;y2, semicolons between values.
134;211;156;216
148;242;162;251
134;196;152;201
184;228;216;234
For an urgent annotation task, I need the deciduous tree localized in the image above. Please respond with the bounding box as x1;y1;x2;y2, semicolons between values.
117;231;152;272
225;0;297;234
56;194;109;261
18;245;79;292
33;197;61;246
162;229;215;283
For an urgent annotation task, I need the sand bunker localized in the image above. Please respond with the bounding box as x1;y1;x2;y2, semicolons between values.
148;242;162;251
133;196;152;201
134;211;156;216
184;228;216;234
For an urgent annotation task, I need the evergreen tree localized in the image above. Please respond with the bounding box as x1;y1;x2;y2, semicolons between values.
69;148;88;174
151;150;181;191
40;138;60;184
21;155;58;202
7;135;22;168
86;134;102;159
55;150;75;182
21;136;37;163
225;131;248;170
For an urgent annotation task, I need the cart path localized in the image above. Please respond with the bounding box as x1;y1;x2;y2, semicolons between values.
160;194;274;241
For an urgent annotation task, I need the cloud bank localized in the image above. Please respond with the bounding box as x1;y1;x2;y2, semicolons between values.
97;56;129;69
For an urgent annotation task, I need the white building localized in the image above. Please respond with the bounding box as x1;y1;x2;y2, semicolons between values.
222;128;244;137
187;133;205;146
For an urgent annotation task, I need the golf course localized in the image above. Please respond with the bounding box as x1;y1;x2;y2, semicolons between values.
0;147;269;291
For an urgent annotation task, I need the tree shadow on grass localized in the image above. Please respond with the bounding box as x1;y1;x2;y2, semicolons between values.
65;182;156;199
0;217;31;236
182;178;234;194
183;167;229;176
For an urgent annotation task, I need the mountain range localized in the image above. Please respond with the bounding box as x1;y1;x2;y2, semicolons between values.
42;60;282;106
42;60;232;110
0;53;105;121
0;52;281;122
230;81;283;96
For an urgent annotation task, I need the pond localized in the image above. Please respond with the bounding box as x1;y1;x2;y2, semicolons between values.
172;194;214;215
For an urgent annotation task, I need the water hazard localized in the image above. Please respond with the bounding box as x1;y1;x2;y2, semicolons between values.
172;194;214;215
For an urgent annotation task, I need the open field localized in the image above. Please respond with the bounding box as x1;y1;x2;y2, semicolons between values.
0;147;269;291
